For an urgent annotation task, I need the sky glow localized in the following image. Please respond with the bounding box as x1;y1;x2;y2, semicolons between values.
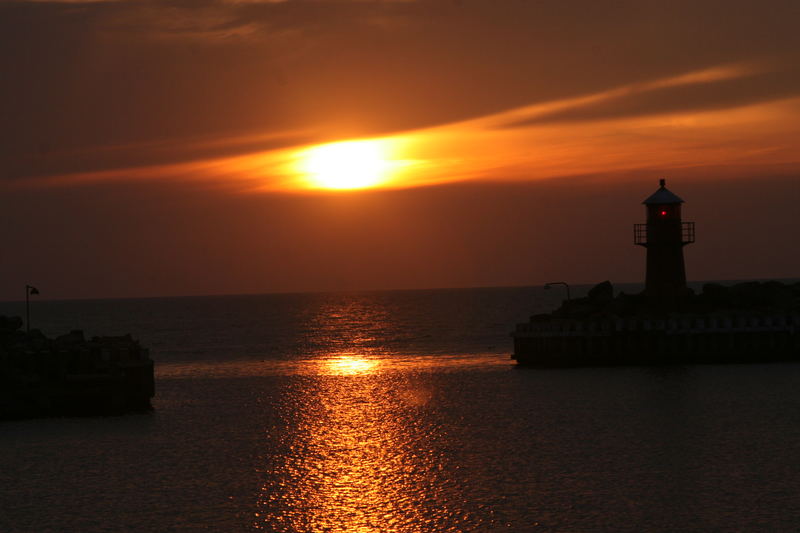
10;64;800;195
1;0;799;299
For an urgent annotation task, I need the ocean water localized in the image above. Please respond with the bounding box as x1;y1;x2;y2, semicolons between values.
2;286;800;532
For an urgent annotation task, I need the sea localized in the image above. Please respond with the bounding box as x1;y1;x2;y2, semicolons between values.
2;285;800;532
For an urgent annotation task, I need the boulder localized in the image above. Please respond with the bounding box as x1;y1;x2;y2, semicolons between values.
588;281;614;304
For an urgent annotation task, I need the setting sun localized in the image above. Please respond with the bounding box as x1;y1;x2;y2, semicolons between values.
298;139;394;190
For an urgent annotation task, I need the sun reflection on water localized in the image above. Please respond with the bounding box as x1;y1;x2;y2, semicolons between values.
324;354;380;376
252;299;478;532
254;365;459;532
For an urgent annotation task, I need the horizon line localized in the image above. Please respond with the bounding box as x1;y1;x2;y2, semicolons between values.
1;276;798;305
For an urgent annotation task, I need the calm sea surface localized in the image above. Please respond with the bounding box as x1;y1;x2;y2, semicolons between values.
2;286;800;532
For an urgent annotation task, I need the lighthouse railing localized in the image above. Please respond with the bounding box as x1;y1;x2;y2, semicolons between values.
633;221;695;246
682;221;695;244
633;224;648;246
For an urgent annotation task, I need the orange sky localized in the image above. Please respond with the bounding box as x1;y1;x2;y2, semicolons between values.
1;0;799;299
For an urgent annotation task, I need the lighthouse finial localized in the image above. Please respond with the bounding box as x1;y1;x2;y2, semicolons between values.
659;178;666;188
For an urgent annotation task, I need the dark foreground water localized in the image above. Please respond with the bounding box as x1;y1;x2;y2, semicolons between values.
2;286;800;532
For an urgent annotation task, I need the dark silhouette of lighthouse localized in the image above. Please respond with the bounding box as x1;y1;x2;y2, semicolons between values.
634;179;695;310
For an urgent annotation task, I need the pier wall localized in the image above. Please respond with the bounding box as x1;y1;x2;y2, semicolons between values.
512;314;800;366
0;333;154;419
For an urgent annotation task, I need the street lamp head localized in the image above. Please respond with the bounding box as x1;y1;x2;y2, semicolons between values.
543;281;571;301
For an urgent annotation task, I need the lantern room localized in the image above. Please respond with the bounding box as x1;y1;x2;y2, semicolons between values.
644;179;683;221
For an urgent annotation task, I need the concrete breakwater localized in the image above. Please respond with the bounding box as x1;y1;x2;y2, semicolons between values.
0;316;154;419
513;312;800;366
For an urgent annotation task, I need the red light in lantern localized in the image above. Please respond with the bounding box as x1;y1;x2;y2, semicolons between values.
660;210;667;216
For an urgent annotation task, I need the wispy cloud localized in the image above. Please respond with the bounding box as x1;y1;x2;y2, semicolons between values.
21;0;120;3
486;63;766;129
10;62;800;193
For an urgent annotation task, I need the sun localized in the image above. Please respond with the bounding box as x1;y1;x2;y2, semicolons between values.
299;139;394;190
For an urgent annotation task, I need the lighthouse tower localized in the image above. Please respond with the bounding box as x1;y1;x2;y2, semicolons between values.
634;179;695;310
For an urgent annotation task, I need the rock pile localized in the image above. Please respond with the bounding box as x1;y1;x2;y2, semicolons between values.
543;280;800;320
0;316;154;419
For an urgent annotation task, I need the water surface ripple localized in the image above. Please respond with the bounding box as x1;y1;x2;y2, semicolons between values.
2;287;800;531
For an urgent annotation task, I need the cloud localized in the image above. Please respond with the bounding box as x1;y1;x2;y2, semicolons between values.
500;65;800;128
3;1;800;191
20;0;120;3
9;61;800;194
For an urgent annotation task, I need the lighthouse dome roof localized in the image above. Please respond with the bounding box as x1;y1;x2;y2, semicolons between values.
643;179;684;204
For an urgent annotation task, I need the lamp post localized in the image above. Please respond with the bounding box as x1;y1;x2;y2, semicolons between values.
544;281;571;302
25;284;39;333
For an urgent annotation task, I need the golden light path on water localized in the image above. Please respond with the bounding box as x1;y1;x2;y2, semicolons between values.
324;354;380;375
154;353;506;380
242;298;502;531
149;290;510;531
252;351;466;532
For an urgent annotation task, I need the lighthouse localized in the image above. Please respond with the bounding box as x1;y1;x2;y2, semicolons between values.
634;179;695;310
